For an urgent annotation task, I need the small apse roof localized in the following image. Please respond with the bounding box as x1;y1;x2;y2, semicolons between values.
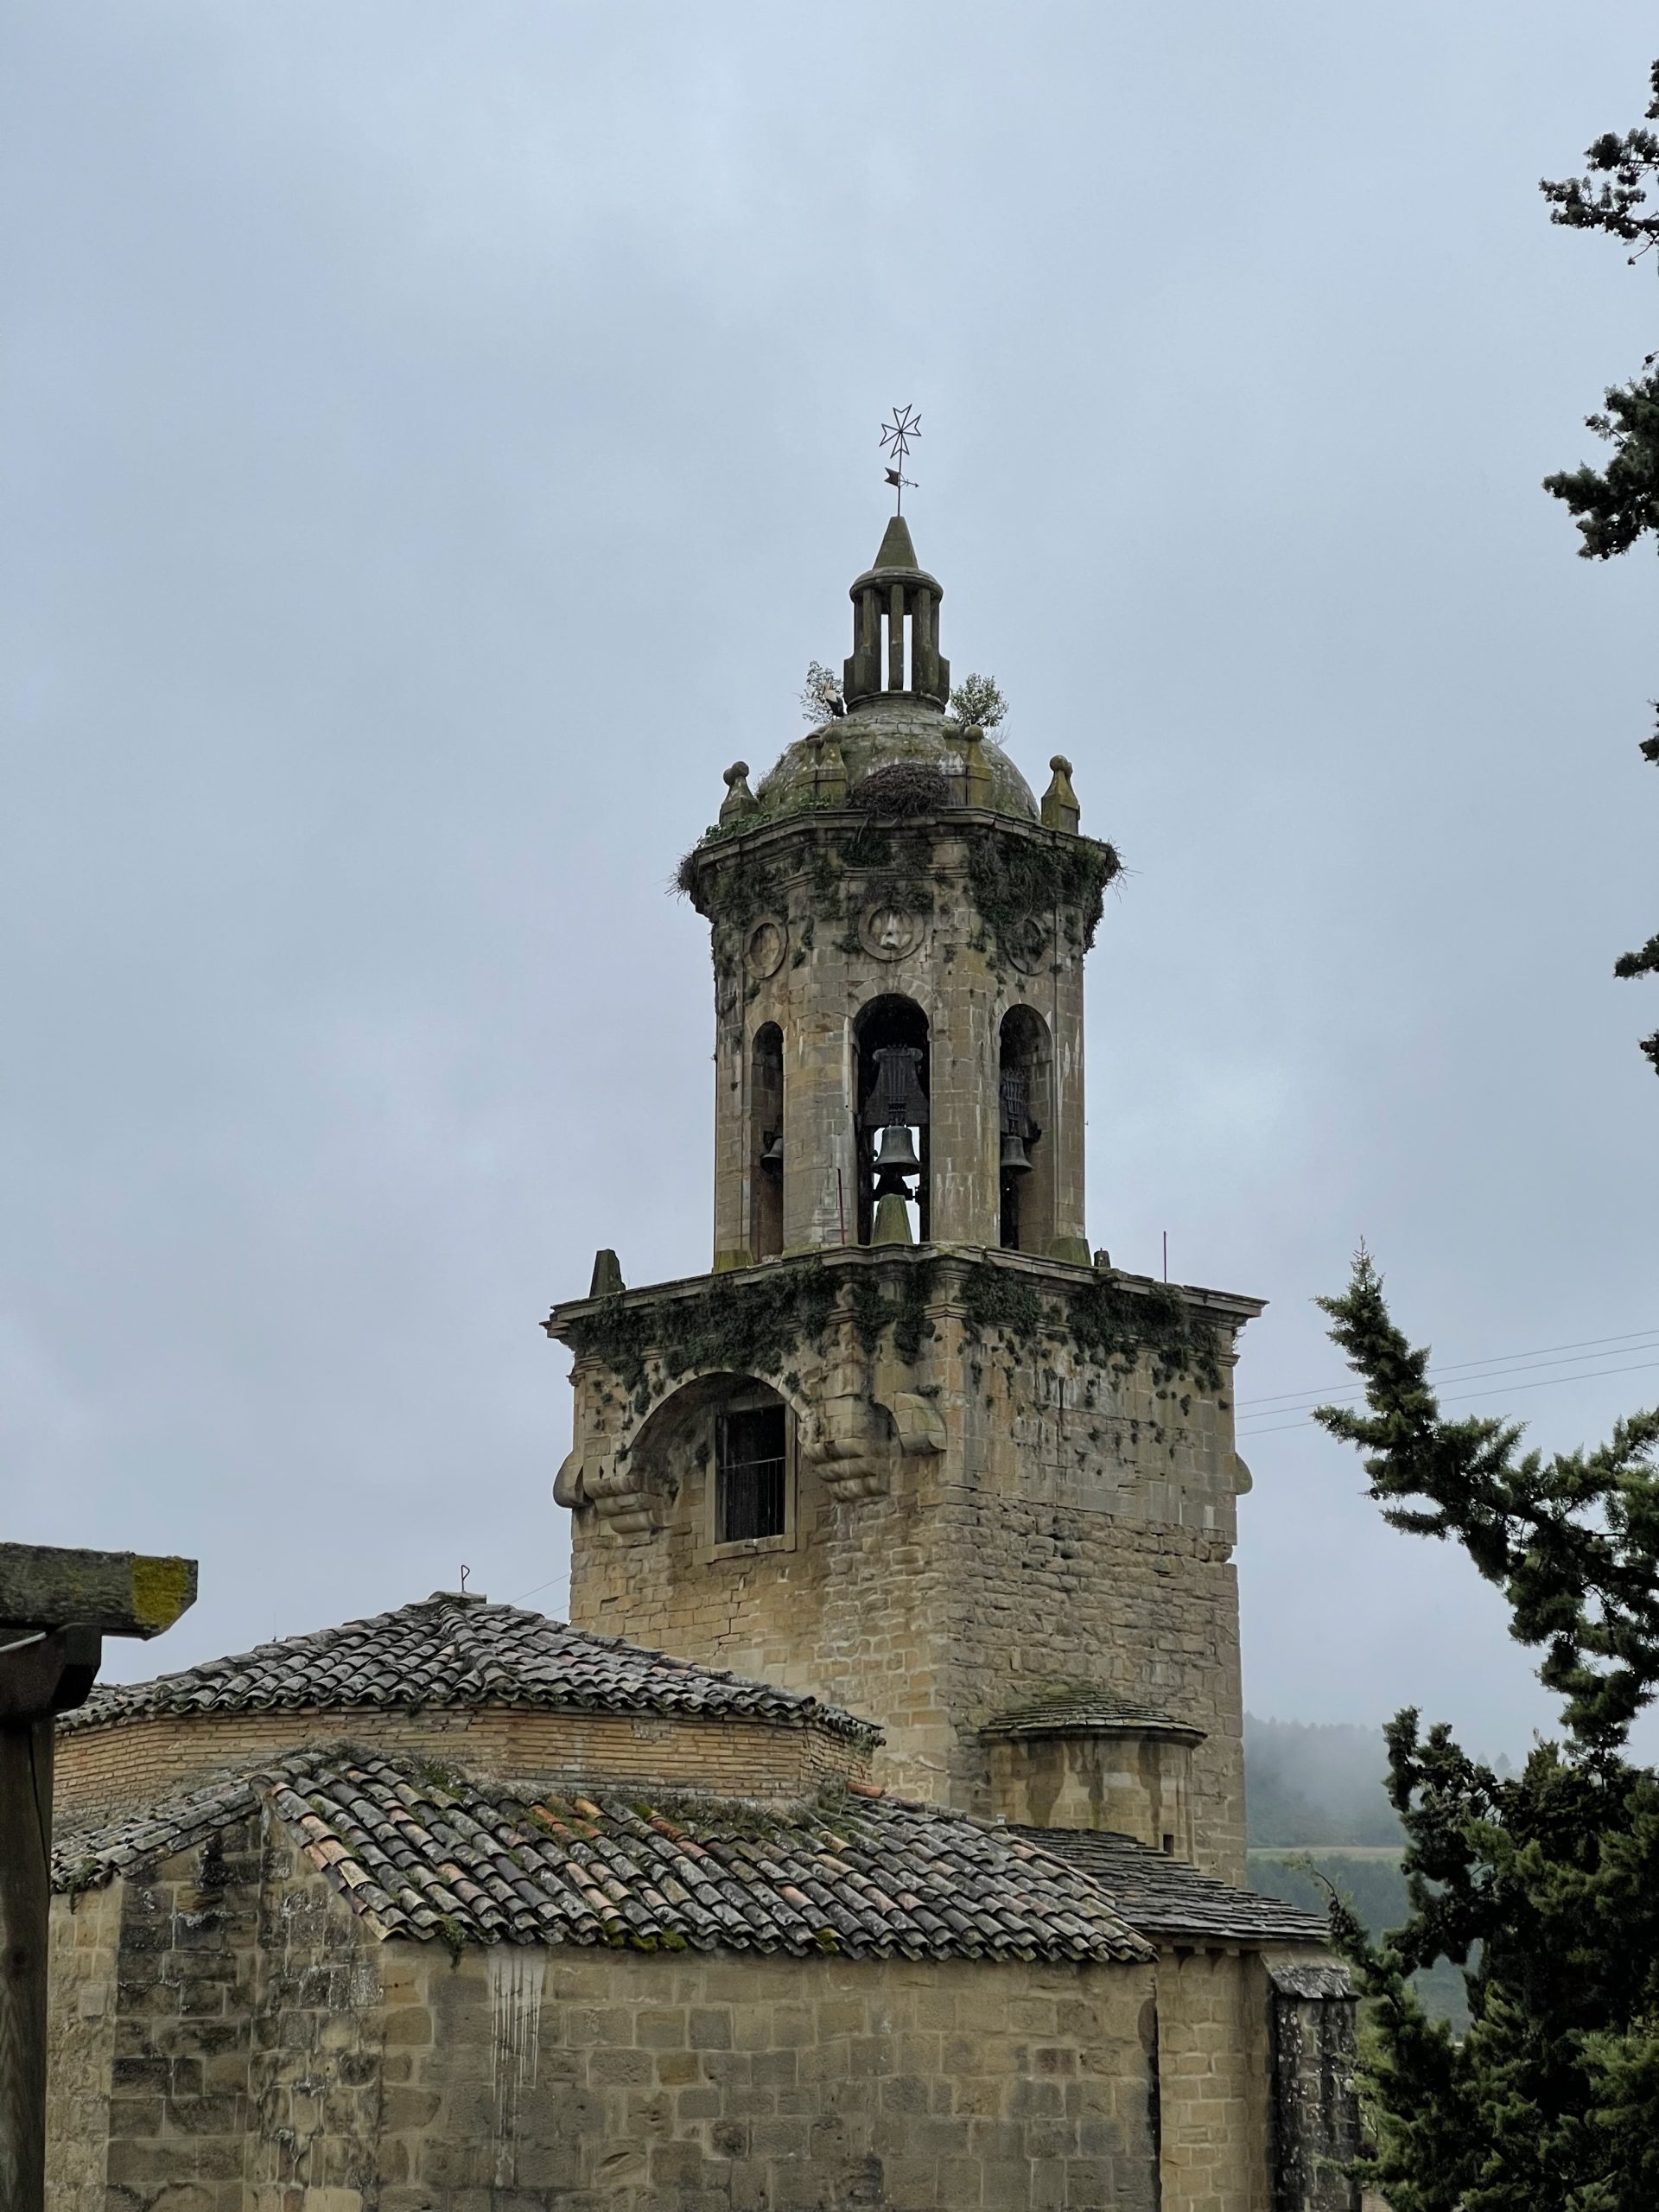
60;1592;875;1743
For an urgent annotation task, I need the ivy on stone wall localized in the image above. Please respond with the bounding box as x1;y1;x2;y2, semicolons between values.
849;1260;938;1362
683;814;1119;966
568;1249;1219;1408
959;1263;1223;1393
565;1262;842;1409
1067;1274;1224;1392
963;830;1121;956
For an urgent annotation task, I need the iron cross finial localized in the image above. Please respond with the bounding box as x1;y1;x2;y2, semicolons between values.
880;404;920;513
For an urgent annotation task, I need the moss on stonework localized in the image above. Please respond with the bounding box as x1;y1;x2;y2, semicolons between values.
566;1261;842;1406
846;1260;938;1362
688;819;945;939
1068;1275;1223;1390
958;1268;1048;1356
566;1250;1217;1409
696;849;782;933
963;828;1120;956
892;1263;938;1363
960;1263;1222;1392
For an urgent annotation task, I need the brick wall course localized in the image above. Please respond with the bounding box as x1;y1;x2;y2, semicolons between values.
56;1703;861;1819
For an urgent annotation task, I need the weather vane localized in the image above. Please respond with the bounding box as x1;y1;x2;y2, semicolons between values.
880;404;920;514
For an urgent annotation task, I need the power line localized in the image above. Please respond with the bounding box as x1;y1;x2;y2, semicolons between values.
1236;1325;1659;1413
514;1572;569;1605
1237;1357;1659;1442
1237;1338;1659;1427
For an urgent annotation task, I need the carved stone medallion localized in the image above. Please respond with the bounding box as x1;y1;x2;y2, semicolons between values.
746;915;789;978
1003;914;1050;975
860;903;920;962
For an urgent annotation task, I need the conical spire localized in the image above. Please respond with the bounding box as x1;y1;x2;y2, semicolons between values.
870;512;919;573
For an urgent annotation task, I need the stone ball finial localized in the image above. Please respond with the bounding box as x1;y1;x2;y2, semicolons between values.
1041;755;1081;834
719;761;758;825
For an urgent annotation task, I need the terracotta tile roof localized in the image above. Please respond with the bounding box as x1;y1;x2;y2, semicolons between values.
53;1749;1154;1966
60;1592;874;1743
982;1694;1204;1742
1018;1827;1330;1945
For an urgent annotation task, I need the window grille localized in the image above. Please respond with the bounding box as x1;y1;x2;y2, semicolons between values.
715;1404;787;1543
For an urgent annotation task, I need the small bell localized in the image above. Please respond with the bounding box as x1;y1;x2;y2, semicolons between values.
1000;1130;1033;1176
873;1124;921;1179
760;1131;784;1177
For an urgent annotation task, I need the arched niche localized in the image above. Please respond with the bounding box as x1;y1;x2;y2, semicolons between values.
627;1370;797;1555
749;1022;784;1261
999;1003;1054;1255
853;995;930;1244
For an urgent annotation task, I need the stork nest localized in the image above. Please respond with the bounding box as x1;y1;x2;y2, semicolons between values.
849;762;952;818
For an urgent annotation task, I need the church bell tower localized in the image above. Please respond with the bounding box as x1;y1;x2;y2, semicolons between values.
547;510;1262;1882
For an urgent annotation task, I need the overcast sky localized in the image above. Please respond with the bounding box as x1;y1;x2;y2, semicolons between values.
3;3;1656;1758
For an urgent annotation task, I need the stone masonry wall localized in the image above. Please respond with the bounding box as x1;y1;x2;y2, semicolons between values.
56;1706;863;1820
576;1389;965;1808
49;1821;1166;2212
566;1255;1254;1881
86;1814;266;2212
44;1872;120;2212
704;816;1090;1268
1154;1950;1273;2212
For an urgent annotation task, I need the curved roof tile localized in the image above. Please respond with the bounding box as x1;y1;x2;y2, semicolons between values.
53;1747;1153;1967
60;1592;875;1742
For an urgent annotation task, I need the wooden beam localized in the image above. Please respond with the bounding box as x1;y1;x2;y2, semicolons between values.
0;1543;196;1638
0;1716;53;2212
0;1543;197;2212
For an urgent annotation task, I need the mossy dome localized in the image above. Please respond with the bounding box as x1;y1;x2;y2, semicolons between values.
738;513;1037;823
753;693;1038;824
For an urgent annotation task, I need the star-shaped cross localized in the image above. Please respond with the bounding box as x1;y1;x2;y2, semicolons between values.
880;404;921;511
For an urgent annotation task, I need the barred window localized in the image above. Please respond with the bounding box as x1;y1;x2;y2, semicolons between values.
715;1403;787;1543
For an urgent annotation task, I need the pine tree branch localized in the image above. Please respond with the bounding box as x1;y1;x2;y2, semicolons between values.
1314;1250;1659;1746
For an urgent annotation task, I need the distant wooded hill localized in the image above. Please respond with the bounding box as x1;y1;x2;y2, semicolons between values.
1243;1715;1491;2031
1244;1715;1404;1847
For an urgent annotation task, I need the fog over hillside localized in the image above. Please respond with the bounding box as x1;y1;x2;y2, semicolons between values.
1245;1713;1518;1846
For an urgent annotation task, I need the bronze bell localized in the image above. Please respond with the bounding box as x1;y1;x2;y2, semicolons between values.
873;1124;921;1182
1000;1129;1033;1176
760;1132;784;1177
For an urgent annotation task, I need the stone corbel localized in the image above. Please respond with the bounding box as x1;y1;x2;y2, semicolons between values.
888;1392;947;1456
563;1453;657;1535
801;1391;891;1500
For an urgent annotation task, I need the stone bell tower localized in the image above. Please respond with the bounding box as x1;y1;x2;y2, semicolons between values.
547;513;1262;1883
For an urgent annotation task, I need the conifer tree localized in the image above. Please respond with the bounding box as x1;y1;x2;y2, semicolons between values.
1541;60;1659;1075
1312;1254;1659;2210
1294;61;1659;2209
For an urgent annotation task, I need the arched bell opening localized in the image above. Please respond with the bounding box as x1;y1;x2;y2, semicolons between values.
999;1005;1054;1255
853;995;930;1246
749;1022;784;1261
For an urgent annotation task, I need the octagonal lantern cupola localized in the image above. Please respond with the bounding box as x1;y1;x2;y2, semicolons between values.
675;517;1112;1274
842;513;950;710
